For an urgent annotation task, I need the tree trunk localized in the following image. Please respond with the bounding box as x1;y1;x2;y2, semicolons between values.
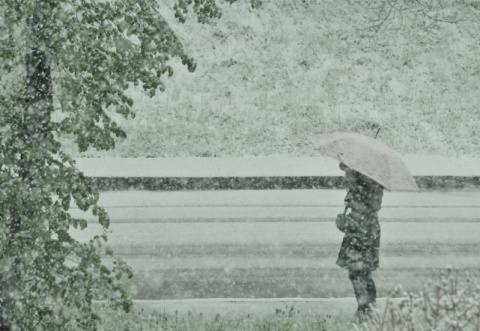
1;2;53;329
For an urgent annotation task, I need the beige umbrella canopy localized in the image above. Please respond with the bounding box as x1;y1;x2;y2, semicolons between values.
309;133;419;192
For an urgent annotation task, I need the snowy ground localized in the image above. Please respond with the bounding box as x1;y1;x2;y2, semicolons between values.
71;189;480;303
132;297;363;318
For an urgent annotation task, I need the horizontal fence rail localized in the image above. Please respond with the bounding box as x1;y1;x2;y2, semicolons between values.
91;176;480;191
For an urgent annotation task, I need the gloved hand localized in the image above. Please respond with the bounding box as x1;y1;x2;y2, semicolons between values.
336;213;348;232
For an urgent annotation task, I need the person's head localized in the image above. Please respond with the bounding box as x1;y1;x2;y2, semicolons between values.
340;162;358;189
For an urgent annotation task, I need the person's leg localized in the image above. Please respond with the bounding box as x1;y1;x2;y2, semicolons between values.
348;270;362;306
348;270;376;315
365;270;377;307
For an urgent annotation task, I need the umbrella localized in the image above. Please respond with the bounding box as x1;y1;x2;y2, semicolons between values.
309;132;419;192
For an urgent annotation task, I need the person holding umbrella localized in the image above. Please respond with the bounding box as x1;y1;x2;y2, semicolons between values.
309;132;419;320
335;162;383;319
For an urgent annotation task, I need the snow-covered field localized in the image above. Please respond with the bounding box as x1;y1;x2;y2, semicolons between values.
61;1;480;158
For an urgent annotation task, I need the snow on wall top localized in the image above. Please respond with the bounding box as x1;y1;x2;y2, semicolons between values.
75;156;480;178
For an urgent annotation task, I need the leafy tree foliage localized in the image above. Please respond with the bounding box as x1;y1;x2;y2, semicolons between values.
0;0;257;329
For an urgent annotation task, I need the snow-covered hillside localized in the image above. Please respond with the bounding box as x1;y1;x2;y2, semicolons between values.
63;0;480;157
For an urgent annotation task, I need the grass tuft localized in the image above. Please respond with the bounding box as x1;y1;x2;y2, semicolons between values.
361;270;480;331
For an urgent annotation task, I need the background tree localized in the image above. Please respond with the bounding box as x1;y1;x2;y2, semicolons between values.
0;0;257;329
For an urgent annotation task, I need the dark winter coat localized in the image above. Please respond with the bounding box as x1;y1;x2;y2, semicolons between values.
336;169;383;271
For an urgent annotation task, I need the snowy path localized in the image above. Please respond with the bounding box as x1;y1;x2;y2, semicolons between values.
71;190;480;304
70;190;480;221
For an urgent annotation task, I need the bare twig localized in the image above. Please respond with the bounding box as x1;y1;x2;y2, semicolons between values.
360;0;473;33
362;0;400;32
413;0;471;24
